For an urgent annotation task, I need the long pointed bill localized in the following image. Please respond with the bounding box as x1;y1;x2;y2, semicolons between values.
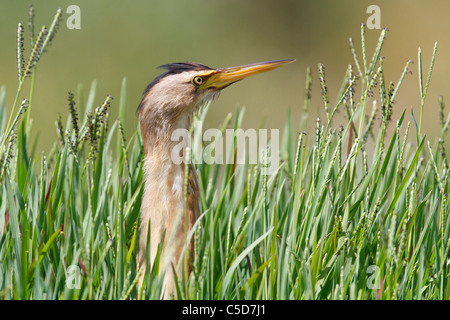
204;59;295;90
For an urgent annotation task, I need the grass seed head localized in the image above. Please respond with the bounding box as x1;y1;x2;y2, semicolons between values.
16;23;25;82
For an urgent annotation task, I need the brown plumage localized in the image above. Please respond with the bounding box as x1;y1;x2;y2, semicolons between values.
137;59;294;298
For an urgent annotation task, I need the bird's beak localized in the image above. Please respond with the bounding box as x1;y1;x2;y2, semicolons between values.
204;59;295;90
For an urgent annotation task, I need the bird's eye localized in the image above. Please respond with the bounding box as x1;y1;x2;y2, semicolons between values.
192;76;204;86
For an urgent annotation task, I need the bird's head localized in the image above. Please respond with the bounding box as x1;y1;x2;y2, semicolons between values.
138;59;294;150
138;59;294;120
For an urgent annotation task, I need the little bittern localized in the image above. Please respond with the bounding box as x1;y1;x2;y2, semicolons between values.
138;59;294;298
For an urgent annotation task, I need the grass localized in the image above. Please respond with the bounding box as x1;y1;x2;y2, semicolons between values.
1;8;450;300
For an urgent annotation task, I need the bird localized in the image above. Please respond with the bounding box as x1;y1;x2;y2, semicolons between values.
137;59;294;298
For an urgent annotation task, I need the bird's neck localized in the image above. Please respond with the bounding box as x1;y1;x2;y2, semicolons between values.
141;111;192;155
139;111;198;250
139;111;201;290
140;111;193;207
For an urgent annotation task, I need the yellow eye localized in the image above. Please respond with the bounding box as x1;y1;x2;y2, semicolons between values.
192;76;204;86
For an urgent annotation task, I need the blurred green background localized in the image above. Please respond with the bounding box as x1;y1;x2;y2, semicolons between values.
0;0;449;153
